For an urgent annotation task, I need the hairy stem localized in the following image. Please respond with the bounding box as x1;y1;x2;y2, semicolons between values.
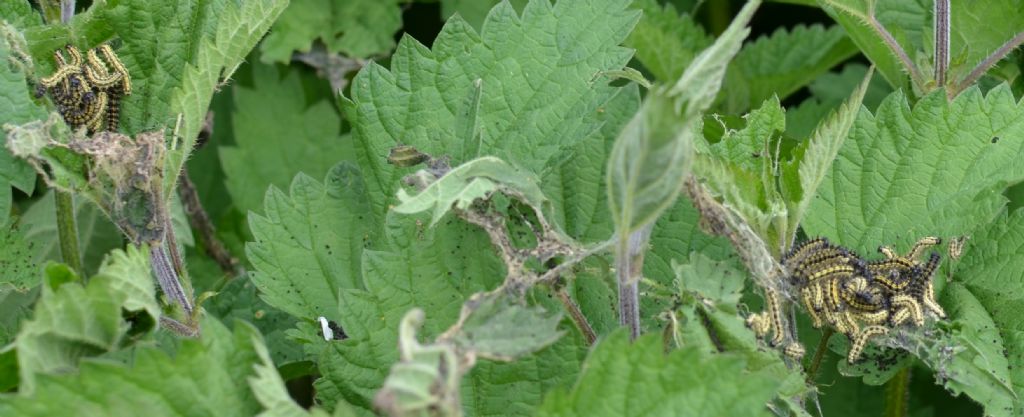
883;367;912;417
933;0;950;87
60;0;75;23
178;171;243;277
618;279;640;340
555;287;596;345
954;31;1024;97
150;243;194;319
805;328;834;383
616;227;651;340
868;14;926;90
54;190;83;274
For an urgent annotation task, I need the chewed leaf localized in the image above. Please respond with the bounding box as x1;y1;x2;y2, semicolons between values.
448;293;564;361
394;156;548;226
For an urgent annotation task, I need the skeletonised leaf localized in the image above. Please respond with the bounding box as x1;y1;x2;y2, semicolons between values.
341;0;641;218
307;213;584;416
448;293;564;361
394;156;549;227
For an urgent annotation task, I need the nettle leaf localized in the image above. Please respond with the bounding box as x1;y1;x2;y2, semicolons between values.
695;97;786;246
609;0;757;237
935;210;1024;416
607;89;693;235
0;317;309;417
0;1;42;29
394;156;549;227
220;63;353;215
247;162;378;320
448;293;564;361
535;331;781;417
720;24;858;113
260;0;402;63
624;0;712;83
10;245;157;393
18;191;122;276
803;85;1024;254
785;63;891;140
817;0;928;88
203;277;304;367
341;0;641;218
0;222;37;293
780;68;871;247
947;1;1024;82
0;23;44;222
540;85;639;243
308;214;585;415
441;0;527;30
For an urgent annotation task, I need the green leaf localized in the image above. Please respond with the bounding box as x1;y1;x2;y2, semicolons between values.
441;0;529;30
341;0;641;217
785;63;892;140
816;0;928;88
720;24;858;113
608;0;758;236
0;222;37;293
0;317;302;417
937;210;1024;416
535;331;781;417
394;156;549;227
695;97;786;246
780;67;871;247
203;277;304;367
606;89;694;235
803;85;1024;255
159;0;288;197
0;22;45;223
220;63;353;215
307;214;584;415
540;85;640;243
260;0;402;63
17;191;123;275
947;1;1024;82
0;1;42;29
624;0;712;83
448;293;564;361
11;245;157;393
247;162;379;320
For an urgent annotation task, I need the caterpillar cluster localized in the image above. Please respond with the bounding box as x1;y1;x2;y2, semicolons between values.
748;237;945;363
35;44;132;133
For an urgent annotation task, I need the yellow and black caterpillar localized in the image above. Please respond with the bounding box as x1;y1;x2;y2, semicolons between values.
35;44;131;133
750;236;945;363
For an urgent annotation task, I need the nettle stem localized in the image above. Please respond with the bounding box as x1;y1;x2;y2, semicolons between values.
616;226;651;340
805;328;833;383
933;0;950;88
883;367;912;417
54;190;83;274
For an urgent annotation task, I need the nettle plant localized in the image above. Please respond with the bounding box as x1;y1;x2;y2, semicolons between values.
1;0;1024;415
